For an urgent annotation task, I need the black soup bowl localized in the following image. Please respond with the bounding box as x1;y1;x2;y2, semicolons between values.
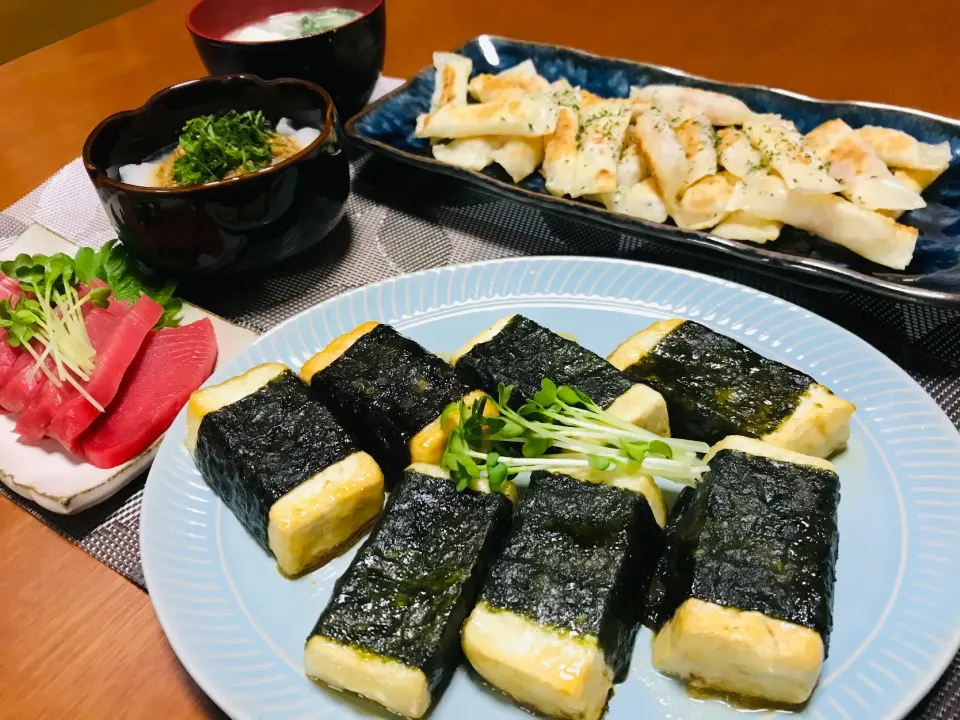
187;0;386;120
82;75;349;276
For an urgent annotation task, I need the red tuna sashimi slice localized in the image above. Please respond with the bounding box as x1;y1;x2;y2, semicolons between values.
0;272;21;304
78;319;218;469
0;279;112;415
48;294;163;453
0;330;20;400
0;341;52;413
0;273;23;394
14;298;131;441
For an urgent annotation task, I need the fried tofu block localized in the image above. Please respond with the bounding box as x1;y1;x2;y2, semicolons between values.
462;472;663;720
452;314;670;435
188;363;384;577
608;319;855;457
305;465;513;718
650;437;838;705
301;323;493;474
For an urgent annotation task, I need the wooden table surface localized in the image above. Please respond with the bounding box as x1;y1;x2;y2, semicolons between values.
0;0;953;716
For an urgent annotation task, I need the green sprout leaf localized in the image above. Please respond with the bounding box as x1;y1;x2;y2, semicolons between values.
621;440;649;462
497;382;514;407
533;378;558;408
648;440;674;459
588;454;614;471
557;384;580;406
522;436;552;458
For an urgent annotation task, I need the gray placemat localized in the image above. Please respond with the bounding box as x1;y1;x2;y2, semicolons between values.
1;149;958;719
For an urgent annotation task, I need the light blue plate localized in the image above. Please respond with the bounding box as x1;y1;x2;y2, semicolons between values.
141;257;960;720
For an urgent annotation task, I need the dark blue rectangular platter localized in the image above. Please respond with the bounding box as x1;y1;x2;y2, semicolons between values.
345;35;960;306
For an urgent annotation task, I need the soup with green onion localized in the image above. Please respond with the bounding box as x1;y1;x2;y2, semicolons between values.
224;9;362;42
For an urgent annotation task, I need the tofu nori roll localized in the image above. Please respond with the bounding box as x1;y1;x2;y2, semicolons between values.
304;464;514;719
608;319;854;457
462;471;663;720
186;363;384;577
452;315;670;435
648;436;840;705
301;322;489;478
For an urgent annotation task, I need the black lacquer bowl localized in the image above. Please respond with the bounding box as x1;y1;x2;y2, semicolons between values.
82;75;349;276
347;35;960;306
187;0;385;120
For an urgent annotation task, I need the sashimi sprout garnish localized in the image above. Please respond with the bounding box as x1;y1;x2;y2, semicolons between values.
74;241;182;330
441;379;710;492
0;253;111;410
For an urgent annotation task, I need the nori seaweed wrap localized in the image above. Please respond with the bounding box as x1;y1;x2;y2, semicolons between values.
301;322;487;480
608;319;855;458
452;315;669;435
649;435;840;705
462;471;663;720
186;363;384;577
304;464;514;719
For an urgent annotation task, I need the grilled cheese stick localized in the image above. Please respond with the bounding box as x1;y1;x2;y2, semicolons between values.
555;99;633;198
635;107;688;214
712;210;782;243
432;136;500;171
630;84;754;126
543;85;583;197
732;173;918;269
468;59;551;102
491;136;544;182
743;114;842;195
416;95;558;139
674;172;737;230
716;127;764;179
675;115;718;188
429;52;472;111
806;119;925;211
588;124;648;198
596;178;669;222
857;126;952;171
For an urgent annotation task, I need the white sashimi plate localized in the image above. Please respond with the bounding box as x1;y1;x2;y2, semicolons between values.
142;257;960;720
0;225;256;514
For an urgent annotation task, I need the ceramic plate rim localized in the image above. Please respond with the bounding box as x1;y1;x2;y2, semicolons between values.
141;255;960;720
